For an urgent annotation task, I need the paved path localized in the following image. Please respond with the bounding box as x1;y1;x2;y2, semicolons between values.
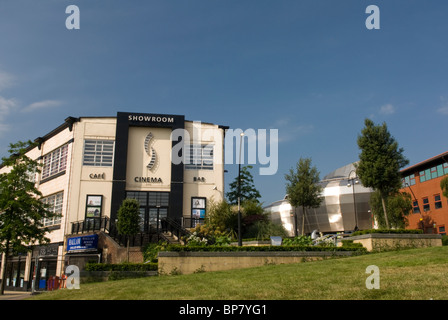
0;291;32;300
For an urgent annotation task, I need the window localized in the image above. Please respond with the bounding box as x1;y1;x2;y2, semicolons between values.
185;144;214;170
423;197;430;212
412;200;420;214
435;194;442;209
419;170;426;183
402;174;416;187
439;226;446;236
418;162;448;183
42;192;63;227
83;140;114;166
42;145;68;180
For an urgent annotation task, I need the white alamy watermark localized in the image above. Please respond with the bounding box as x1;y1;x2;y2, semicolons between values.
66;265;80;289
171;121;278;175
365;265;380;289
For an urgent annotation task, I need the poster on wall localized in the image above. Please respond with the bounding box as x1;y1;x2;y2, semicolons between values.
191;197;206;219
86;195;102;218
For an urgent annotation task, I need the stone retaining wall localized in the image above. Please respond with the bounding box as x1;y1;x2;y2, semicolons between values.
158;251;355;275
350;233;442;251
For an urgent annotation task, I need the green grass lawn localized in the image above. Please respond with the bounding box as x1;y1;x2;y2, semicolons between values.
29;246;448;300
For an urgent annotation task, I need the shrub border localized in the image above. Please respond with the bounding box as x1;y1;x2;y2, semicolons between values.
85;262;158;272
161;244;367;253
351;229;423;236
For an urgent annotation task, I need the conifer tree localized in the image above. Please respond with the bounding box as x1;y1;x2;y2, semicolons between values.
227;165;261;205
356;119;409;229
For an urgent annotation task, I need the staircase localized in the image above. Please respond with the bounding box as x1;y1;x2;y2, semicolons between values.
70;216;192;247
160;231;182;245
160;217;192;245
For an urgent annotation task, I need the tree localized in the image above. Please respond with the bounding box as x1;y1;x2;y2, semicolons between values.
441;176;448;199
285;157;323;236
116;198;141;262
227;165;261;205
206;199;235;235
0;141;58;295
356;119;409;229
370;190;412;229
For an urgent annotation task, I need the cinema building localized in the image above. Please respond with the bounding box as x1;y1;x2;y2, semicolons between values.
0;112;227;291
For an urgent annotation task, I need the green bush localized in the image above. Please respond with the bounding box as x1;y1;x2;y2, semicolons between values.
85;262;158;272
442;235;448;246
243;220;289;240
160;244;366;253
143;241;168;262
351;229;423;236
341;239;364;248
283;236;313;246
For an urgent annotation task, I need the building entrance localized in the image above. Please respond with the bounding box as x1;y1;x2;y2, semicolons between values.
126;191;169;233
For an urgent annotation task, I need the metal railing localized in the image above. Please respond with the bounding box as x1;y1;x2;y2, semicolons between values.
182;217;205;229
161;217;193;241
70;217;153;247
70;216;202;246
70;217;110;234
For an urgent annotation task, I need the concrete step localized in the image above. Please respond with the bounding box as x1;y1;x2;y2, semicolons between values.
161;232;182;244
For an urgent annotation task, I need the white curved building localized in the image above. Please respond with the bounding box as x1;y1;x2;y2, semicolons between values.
265;163;374;236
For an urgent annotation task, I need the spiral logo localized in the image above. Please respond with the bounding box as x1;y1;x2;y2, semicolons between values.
144;132;158;172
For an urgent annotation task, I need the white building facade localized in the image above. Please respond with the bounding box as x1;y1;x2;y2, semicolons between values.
0;112;227;291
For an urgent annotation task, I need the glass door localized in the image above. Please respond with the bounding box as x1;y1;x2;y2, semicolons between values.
149;207;168;233
126;191;170;233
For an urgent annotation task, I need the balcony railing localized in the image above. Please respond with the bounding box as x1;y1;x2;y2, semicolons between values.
69;216;205;246
70;217;110;234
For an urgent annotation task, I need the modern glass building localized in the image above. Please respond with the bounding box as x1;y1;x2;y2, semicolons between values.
265;163;374;236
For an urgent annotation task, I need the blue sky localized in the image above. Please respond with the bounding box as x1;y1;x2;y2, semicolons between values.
0;1;447;205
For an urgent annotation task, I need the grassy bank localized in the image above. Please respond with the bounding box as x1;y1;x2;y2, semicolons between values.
29;246;448;300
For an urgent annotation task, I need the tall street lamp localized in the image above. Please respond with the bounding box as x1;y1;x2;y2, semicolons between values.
237;132;244;246
404;182;423;231
347;169;359;231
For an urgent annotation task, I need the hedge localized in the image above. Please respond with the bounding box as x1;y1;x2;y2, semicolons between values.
351;229;423;236
442;235;448;246
160;244;367;253
85;262;158;272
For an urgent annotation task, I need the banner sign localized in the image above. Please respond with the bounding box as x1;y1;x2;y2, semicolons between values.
67;234;98;253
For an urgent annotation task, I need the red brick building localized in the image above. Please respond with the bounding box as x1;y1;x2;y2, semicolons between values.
400;151;448;235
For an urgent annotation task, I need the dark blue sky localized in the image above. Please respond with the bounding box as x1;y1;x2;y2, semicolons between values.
0;1;447;205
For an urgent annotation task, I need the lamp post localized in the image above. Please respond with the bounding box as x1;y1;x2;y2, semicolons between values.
237;132;244;246
347;169;359;231
404;182;423;231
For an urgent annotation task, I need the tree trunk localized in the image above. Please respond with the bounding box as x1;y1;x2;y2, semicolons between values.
126;238;130;263
381;196;390;229
0;240;9;295
301;206;306;236
293;207;298;237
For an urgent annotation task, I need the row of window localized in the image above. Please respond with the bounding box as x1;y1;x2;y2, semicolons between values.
42;144;68;180
402;163;448;187
419;163;448;183
39;139;215;182
41;191;63;227
412;194;443;213
82;140;215;170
